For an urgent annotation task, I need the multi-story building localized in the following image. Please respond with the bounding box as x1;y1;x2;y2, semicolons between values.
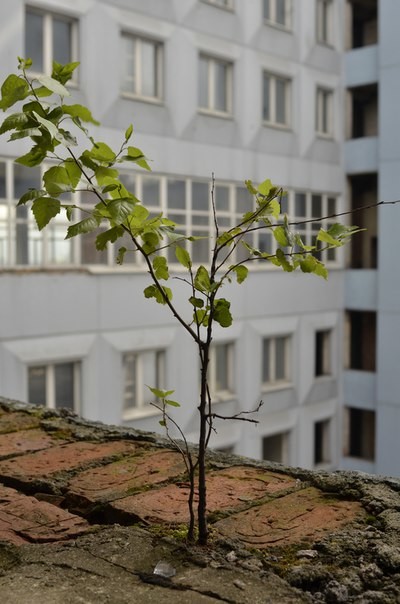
0;0;395;475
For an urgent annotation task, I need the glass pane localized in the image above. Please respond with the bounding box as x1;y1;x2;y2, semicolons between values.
47;216;73;264
236;187;252;213
141;40;157;97
262;339;270;383
16;222;29;265
53;17;72;65
192;182;209;211
119;172;136;196
142;351;157;405
263;0;270;19
14;165;41;199
312;195;322;218
279;192;289;213
26;11;44;72
295;192;306;217
121;36;135;93
167;179;185;209
192;214;209;226
124;353;137;410
0;163;6;198
55;363;75;410
81;229;108;264
214;60;227;112
259;231;272;254
0;211;8;265
276;0;286;25
275;337;287;380
327;197;336;215
215;185;229;211
263;74;270;121
275;78;287;124
215;345;228;391
191;230;209;263
142;177;160;207
28;366;46;405
199;57;209;108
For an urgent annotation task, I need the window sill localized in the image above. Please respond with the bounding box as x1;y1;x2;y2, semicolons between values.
263;20;292;34
123;406;161;421
201;1;234;12
198;108;233;120
211;391;236;403
316;132;335;141
262;121;292;132
316;40;336;50
261;382;293;393
120;93;163;106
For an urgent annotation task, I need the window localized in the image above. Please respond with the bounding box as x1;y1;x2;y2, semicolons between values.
343;407;375;461
316;0;333;46
263;72;291;127
199;55;233;115
314;419;331;465
263;0;292;29
202;0;233;8
345;311;376;372
28;362;80;412
25;8;78;78
263;432;290;463
315;330;331;377
121;34;163;101
316;87;333;136
209;343;235;398
123;350;166;414
262;336;291;387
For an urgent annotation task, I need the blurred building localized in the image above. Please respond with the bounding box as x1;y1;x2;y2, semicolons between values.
0;0;396;475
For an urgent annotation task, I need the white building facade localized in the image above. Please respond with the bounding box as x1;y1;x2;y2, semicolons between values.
0;0;393;474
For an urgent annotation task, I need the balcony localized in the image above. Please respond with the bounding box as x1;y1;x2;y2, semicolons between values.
346;0;378;50
345;45;378;88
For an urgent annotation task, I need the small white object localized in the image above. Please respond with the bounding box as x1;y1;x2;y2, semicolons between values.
153;561;176;578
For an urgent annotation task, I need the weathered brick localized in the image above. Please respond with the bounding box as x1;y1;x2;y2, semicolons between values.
68;449;186;504
0;428;68;459
0;412;40;434
0;484;90;545
0;440;137;487
214;487;366;547
110;466;298;524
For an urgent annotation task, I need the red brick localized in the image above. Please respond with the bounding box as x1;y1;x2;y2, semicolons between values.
0;440;137;485
0;412;40;434
214;487;366;548
0;428;68;458
111;466;298;524
0;484;90;545
68;449;186;504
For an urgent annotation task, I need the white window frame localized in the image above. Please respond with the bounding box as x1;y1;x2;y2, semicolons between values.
27;361;81;412
198;54;233;117
209;342;235;400
263;0;292;30
262;335;291;389
123;349;166;418
201;0;234;9
25;7;79;81
121;33;163;102
316;0;334;46
262;72;291;128
316;87;334;137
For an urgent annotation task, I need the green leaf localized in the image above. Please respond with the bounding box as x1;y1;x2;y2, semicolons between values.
275;248;294;272
43;166;71;196
66;215;101;239
313;259;328;280
147;386;175;399
194;309;209;327
257;178;273;197
273;225;290;247
9;127;42;141
300;255;317;274
125;124;133;141
141;231;159;254
214;298;232;328
62;104;99;125
175;245;191;269
230;265;248;284
15;145;47;167
143;284;172;305
0;112;29;134
37;75;70;97
18;188;45;206
189;296;204;308
32;111;60;140
194;265;211;293
152;255;169;280
0;75;29;110
108;197;136;223
317;228;341;247
122;146;151;170
52;61;80;85
159;420;166;427
94;166;119;186
95;226;124;250
245;179;257;195
127;204;150;226
116;246;127;265
63;159;81;188
31;197;61;230
165;399;181;408
90;142;116;163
